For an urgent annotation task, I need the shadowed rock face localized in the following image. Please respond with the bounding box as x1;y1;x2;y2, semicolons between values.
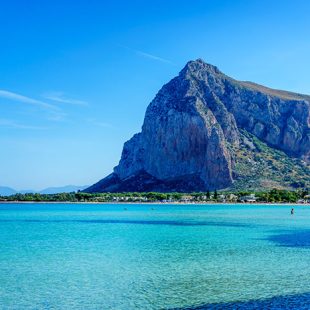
86;59;310;192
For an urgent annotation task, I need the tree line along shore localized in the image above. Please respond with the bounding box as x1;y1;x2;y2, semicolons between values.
0;189;309;204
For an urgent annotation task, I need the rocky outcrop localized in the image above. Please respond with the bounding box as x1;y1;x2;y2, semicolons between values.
86;59;310;192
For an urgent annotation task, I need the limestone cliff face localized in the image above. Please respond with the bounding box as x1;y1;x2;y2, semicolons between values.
86;59;310;192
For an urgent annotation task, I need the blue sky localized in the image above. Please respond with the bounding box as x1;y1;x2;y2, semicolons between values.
1;0;310;190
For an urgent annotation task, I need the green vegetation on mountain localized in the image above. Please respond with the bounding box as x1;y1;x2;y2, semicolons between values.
229;130;310;191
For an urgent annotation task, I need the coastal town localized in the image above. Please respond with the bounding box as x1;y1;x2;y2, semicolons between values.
1;189;309;204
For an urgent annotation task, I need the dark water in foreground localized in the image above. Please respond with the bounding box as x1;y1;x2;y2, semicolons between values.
1;203;310;309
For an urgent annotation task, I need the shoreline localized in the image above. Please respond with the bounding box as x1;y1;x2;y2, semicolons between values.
0;201;308;206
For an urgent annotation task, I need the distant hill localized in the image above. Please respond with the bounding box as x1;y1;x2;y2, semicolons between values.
0;185;89;196
39;185;89;194
86;59;309;193
0;186;17;196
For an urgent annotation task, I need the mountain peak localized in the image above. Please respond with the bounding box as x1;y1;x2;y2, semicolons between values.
181;58;222;77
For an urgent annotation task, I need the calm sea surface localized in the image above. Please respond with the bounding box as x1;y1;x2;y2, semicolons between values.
1;203;310;309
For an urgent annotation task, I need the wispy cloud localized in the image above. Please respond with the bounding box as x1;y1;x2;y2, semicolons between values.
87;118;113;128
43;91;88;106
0;90;58;110
0;118;48;130
120;45;175;65
135;50;174;64
0;89;65;121
47;111;67;122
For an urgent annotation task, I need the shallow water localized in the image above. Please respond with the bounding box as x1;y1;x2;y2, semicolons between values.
0;203;310;309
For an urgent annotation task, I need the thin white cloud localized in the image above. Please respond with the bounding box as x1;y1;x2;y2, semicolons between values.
0;90;58;110
43;92;88;106
135;50;174;64
0;118;48;130
120;45;175;65
47;111;67;122
0;89;65;121
87;118;113;128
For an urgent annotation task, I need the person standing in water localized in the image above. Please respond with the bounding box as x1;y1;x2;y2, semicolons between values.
291;208;294;215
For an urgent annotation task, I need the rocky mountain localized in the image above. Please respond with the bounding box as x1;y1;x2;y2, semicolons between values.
86;59;310;193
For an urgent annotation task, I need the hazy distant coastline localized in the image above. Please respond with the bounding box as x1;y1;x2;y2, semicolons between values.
0;185;89;196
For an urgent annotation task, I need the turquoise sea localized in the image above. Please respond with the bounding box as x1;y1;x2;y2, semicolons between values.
1;203;310;309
